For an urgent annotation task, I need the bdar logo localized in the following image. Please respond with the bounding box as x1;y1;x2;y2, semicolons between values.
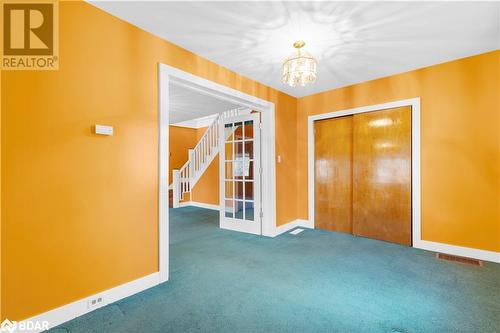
1;0;59;70
0;319;16;333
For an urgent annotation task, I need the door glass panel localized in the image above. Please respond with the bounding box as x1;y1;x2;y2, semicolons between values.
245;201;254;221
235;172;243;180
244;142;254;159
235;141;243;156
235;200;244;219
234;145;250;180
225;162;233;179
234;122;243;141
243;120;254;139
246;161;254;180
225;123;233;141
225;181;233;198
244;182;253;200
225;200;234;218
235;181;244;200
234;158;250;180
225;142;233;160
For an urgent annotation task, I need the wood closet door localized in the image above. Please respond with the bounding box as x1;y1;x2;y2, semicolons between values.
352;107;412;245
314;116;353;233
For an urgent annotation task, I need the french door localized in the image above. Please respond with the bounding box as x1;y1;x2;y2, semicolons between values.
219;113;261;235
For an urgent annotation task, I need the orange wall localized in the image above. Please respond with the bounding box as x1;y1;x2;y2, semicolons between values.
169;125;220;205
192;156;219;206
169;125;198;182
191;125;220;205
297;50;500;252
1;1;297;320
168;125;197;203
191;127;219;205
2;0;496;323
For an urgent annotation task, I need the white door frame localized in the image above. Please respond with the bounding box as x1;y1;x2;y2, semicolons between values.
307;98;421;246
158;63;277;282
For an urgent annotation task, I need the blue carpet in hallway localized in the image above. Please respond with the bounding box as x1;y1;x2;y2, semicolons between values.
49;207;500;333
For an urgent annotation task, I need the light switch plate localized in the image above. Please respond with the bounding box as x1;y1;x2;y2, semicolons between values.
95;124;113;136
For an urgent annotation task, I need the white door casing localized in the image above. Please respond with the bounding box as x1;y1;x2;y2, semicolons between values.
159;63;277;283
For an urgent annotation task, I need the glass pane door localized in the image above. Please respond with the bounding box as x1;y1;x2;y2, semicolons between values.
220;113;261;235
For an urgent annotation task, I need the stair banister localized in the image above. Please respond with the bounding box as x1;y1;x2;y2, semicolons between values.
172;170;180;208
171;107;250;208
188;149;195;187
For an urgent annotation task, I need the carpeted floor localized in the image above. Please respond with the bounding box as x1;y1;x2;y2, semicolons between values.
49;207;500;333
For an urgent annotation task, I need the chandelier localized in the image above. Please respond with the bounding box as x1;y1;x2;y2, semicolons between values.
282;40;317;87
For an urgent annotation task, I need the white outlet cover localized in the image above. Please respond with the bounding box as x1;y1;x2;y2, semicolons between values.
87;297;104;309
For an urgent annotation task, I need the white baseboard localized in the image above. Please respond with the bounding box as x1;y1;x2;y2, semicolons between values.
272;219;313;237
272;219;500;263
178;201;220;211
19;272;160;332
415;240;500;263
296;219;314;229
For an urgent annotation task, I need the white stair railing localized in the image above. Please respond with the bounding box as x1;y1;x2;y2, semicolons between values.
172;107;250;208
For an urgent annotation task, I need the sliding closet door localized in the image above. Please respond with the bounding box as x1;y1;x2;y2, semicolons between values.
314;116;353;233
352;107;412;245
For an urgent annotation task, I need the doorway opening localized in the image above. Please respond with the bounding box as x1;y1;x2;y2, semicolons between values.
158;64;277;282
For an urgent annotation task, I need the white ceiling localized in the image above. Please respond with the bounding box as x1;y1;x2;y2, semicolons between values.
169;83;242;123
90;1;500;97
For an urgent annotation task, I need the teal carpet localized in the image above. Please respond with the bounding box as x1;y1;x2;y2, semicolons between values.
49;207;500;333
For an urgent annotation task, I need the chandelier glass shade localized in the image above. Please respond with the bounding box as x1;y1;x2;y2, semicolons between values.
282;40;317;87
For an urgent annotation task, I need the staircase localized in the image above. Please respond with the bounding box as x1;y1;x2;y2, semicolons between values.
171;108;249;208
